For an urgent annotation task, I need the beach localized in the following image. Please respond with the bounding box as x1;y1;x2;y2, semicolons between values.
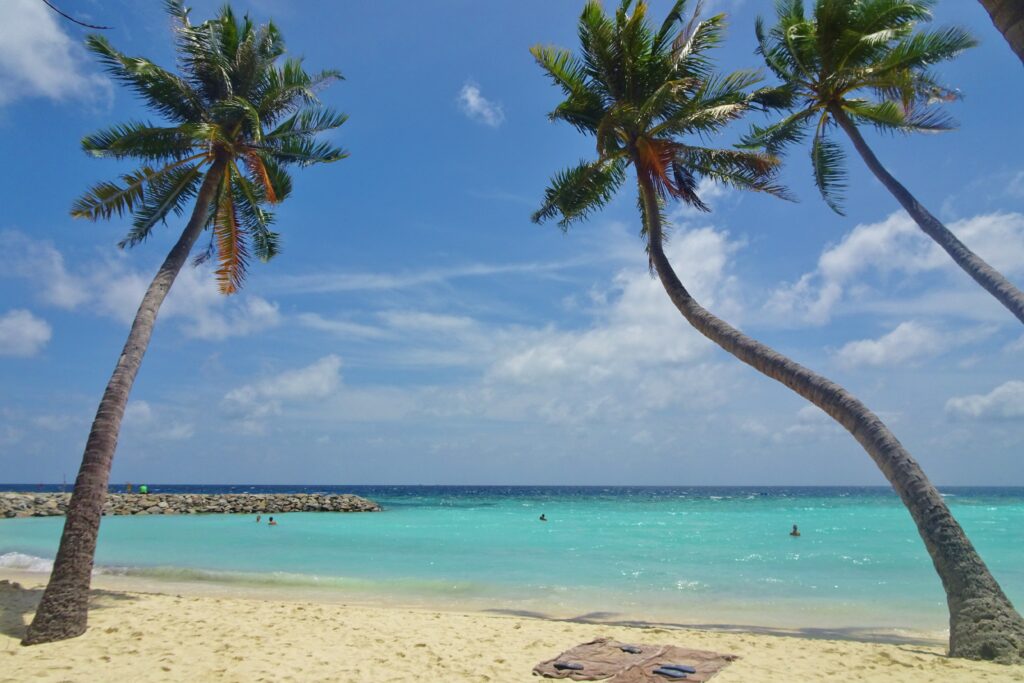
2;570;1023;682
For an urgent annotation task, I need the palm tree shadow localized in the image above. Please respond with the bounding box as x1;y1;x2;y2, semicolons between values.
0;579;137;640
481;608;944;647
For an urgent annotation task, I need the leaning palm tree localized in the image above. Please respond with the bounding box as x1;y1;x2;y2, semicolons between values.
978;0;1024;65
24;0;347;645
532;0;1024;663
743;0;1024;325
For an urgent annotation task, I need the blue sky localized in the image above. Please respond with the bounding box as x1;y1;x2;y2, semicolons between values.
1;0;1022;486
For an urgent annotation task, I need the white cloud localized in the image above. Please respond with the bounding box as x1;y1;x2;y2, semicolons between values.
834;321;946;369
223;355;343;433
270;258;575;295
31;414;80;431
0;232;281;341
457;81;505;127
492;227;738;385
0;0;110;107
122;400;193;440
946;381;1024;420
833;321;996;369
297;313;390;340
124;400;154;425
1007;171;1024;199
771;405;844;443
0;309;52;357
766;212;1024;325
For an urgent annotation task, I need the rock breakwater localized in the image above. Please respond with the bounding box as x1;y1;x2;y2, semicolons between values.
0;492;381;518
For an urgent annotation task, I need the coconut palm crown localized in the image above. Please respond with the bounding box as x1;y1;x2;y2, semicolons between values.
743;0;1024;325
74;0;347;293
531;0;789;236
741;0;974;214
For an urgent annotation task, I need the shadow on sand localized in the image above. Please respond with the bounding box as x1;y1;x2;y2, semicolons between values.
481;607;946;650
0;579;138;641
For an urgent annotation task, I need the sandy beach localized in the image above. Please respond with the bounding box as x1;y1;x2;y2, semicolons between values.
2;570;1022;682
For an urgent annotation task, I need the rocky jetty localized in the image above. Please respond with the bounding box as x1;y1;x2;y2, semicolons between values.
0;492;381;518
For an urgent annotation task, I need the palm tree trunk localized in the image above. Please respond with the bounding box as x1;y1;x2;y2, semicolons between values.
978;0;1024;65
636;172;1024;663
22;162;225;646
831;106;1024;325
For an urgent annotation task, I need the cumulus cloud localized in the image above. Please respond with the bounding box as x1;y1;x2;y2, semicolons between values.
0;0;110;107
833;321;945;369
122;400;194;440
0;309;52;357
493;227;739;383
770;405;844;443
457;81;505;127
766;212;1024;325
223;355;343;433
833;321;996;369
0;231;281;341
946;381;1024;421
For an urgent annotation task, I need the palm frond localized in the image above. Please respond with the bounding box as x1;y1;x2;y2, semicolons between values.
651;0;693;55
260;137;348;167
212;171;248;294
86;35;204;123
532;157;628;229
120;164;204;248
740;108;815;154
681;145;793;200
81;122;206;161
266;106;348;140
229;161;279;262
810;122;847;214
71;159;201;221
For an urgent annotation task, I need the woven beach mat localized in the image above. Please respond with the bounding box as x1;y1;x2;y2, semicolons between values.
534;637;738;682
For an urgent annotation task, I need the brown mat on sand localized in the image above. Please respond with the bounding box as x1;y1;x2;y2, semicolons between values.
534;637;738;682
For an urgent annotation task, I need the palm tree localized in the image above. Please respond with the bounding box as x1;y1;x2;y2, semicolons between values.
978;0;1024;65
532;0;1024;663
24;0;347;645
743;0;1024;325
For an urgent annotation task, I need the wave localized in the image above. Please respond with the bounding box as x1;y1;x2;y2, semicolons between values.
0;551;494;597
0;552;53;573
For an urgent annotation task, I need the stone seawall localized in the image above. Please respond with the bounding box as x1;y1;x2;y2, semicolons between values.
0;492;381;518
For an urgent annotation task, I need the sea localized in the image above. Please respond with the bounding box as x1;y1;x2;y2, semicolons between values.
2;485;1022;636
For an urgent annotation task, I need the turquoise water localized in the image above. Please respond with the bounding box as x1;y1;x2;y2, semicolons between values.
2;486;1022;632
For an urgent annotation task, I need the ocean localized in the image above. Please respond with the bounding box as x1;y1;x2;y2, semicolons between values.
2;485;1022;634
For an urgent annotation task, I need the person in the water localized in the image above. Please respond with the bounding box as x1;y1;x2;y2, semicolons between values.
539;514;547;522
790;524;801;537
268;516;277;526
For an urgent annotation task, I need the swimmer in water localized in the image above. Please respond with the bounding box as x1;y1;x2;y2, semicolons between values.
790;524;800;537
268;516;277;526
539;514;547;522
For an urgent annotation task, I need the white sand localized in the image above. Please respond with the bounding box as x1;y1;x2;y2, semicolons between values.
2;571;1022;682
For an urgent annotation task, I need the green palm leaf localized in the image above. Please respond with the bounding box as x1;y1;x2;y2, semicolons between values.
748;0;973;215
532;158;627;229
119;165;204;248
811;127;847;214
